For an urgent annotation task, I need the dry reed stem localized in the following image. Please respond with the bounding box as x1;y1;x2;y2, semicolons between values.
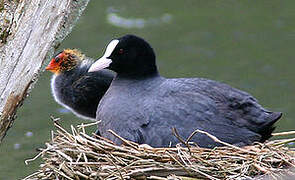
24;119;295;180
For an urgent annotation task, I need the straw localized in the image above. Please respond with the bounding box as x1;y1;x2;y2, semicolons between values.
24;118;295;179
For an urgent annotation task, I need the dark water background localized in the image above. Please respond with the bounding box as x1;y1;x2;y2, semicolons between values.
1;1;295;178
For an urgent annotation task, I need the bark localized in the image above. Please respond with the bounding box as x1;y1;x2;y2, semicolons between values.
0;0;90;144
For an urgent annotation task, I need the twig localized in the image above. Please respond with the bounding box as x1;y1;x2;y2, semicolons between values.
190;129;257;155
24;119;295;179
25;146;50;165
50;115;61;123
268;138;295;146
77;121;100;129
107;129;139;149
22;171;41;180
172;127;187;145
272;131;295;136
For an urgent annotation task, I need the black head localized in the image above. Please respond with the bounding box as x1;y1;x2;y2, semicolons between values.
89;35;158;78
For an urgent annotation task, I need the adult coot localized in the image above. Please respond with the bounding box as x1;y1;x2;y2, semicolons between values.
46;49;115;120
88;35;282;148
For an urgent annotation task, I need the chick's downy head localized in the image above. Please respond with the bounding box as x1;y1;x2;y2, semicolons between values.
46;49;85;74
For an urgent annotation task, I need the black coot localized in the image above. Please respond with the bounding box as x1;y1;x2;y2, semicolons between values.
46;49;115;120
88;35;282;148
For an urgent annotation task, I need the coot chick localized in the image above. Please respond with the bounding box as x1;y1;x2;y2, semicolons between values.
89;35;282;148
46;49;115;120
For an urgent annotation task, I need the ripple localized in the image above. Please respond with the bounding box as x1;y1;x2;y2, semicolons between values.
107;12;172;29
57;108;71;114
25;131;33;137
14;143;21;150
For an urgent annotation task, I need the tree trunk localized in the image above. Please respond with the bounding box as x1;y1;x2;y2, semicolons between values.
0;0;90;144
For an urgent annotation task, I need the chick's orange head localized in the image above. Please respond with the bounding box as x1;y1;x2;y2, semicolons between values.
46;49;83;74
46;52;66;74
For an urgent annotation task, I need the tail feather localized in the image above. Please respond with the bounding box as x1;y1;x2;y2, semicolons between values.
259;112;282;142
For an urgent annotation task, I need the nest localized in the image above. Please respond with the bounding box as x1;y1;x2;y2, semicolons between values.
24;117;295;180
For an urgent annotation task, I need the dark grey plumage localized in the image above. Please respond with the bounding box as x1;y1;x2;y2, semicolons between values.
52;66;114;120
90;35;282;148
48;50;115;120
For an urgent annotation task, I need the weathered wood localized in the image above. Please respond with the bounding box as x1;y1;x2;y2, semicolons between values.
0;0;90;143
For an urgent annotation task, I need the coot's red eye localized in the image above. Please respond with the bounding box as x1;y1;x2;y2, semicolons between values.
118;48;124;54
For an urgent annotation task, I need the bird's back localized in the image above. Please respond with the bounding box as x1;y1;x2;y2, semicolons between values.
152;78;281;146
96;76;281;148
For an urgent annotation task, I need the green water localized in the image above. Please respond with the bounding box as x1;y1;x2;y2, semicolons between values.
1;1;295;179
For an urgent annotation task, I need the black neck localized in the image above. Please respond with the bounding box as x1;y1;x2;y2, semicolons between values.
115;65;159;79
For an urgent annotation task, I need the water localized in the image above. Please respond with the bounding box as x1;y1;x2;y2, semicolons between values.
1;0;295;178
